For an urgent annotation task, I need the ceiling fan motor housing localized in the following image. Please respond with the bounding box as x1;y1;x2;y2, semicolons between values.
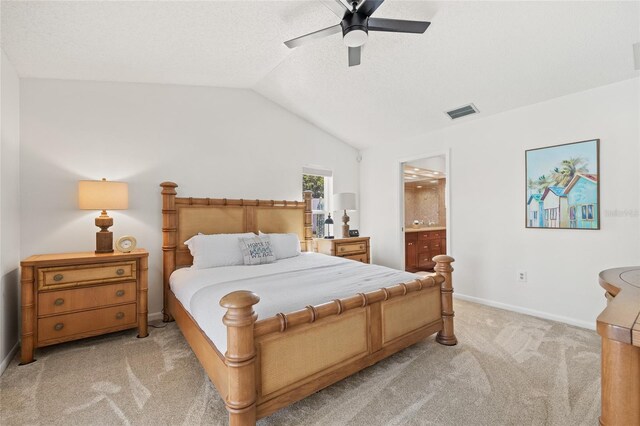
341;13;368;47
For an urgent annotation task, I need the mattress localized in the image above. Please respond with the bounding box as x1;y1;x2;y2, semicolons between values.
170;252;419;353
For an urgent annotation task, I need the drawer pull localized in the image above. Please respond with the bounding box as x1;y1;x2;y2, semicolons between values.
359;245;364;250
115;312;125;320
116;290;125;297
116;268;125;276
53;274;64;282
54;298;65;306
408;242;413;246
54;323;64;331
339;247;345;252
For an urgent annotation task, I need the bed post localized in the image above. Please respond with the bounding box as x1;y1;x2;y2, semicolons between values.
303;190;313;252
221;291;260;426
160;181;178;322
433;255;457;346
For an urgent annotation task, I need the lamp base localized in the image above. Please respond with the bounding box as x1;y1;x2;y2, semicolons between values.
342;210;350;238
96;231;114;253
95;211;114;254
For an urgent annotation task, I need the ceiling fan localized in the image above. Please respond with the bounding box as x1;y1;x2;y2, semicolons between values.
284;0;431;67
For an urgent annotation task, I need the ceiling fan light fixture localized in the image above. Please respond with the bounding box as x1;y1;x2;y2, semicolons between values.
343;27;368;47
283;0;431;66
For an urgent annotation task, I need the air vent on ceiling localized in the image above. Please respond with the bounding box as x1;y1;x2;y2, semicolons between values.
445;104;479;120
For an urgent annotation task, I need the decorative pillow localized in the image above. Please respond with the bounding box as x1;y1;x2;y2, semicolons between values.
184;233;256;269
259;232;301;259
238;235;276;265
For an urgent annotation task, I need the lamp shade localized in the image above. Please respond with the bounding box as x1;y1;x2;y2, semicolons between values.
333;193;356;211
78;179;128;210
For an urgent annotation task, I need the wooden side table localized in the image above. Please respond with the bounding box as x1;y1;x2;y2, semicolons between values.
597;267;640;425
20;249;149;364
314;237;370;263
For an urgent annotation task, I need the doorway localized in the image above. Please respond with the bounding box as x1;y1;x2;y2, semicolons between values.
400;153;450;272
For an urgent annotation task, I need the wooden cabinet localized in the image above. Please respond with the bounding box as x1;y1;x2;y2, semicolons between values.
405;230;446;272
597;267;640;426
20;249;149;364
405;232;418;270
314;237;370;263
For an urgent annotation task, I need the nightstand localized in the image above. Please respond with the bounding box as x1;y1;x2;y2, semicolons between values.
20;249;149;364
314;237;370;263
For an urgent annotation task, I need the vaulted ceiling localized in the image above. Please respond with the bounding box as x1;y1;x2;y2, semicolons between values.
2;1;639;150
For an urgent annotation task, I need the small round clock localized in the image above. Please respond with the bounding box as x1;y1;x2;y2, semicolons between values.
115;235;137;253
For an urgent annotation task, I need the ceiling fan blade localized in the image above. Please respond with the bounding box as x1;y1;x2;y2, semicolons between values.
319;0;350;19
357;0;385;17
284;24;342;49
367;17;430;34
348;46;361;67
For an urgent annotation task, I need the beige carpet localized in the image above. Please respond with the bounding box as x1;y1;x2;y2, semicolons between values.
0;299;601;425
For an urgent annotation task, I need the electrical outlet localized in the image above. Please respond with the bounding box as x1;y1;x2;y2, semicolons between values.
517;270;527;283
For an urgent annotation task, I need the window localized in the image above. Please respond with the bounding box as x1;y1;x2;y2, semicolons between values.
302;170;333;238
569;206;577;228
581;205;587;220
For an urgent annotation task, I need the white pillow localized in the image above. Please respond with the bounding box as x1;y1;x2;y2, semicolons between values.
184;233;256;269
258;232;301;259
238;235;276;265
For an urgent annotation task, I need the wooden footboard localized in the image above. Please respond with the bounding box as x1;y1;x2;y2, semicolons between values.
219;256;456;425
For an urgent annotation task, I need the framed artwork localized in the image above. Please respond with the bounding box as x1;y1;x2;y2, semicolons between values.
525;139;599;230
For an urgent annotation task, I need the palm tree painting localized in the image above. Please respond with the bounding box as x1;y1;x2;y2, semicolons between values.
525;139;599;230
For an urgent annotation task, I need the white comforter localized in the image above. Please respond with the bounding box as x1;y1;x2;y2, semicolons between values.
170;252;419;353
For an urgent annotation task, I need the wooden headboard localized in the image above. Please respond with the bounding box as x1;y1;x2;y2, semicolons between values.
160;182;312;319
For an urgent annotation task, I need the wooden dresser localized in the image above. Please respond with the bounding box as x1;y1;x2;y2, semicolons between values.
597;266;640;425
314;237;370;263
20;249;149;364
405;229;446;272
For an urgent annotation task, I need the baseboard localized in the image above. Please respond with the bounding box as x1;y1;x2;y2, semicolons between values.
148;312;164;322
0;341;20;376
454;293;596;331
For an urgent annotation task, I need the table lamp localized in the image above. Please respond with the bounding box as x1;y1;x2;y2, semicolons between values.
323;214;334;239
78;178;128;253
333;193;356;238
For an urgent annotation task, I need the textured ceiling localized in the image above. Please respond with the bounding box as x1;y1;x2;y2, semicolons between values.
1;1;335;87
2;1;639;150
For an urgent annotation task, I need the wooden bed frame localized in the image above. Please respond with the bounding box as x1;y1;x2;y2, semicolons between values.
160;182;457;425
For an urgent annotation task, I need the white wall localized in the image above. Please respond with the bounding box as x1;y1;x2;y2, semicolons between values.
20;79;360;318
1;50;21;372
360;77;640;328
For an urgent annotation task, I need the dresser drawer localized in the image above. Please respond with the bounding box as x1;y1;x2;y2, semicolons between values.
420;231;443;240
335;241;367;256
38;281;137;316
38;261;136;290
343;253;369;263
418;255;435;269
418;243;431;254
38;303;137;345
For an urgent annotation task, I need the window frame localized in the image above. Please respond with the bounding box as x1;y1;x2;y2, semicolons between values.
303;171;333;238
